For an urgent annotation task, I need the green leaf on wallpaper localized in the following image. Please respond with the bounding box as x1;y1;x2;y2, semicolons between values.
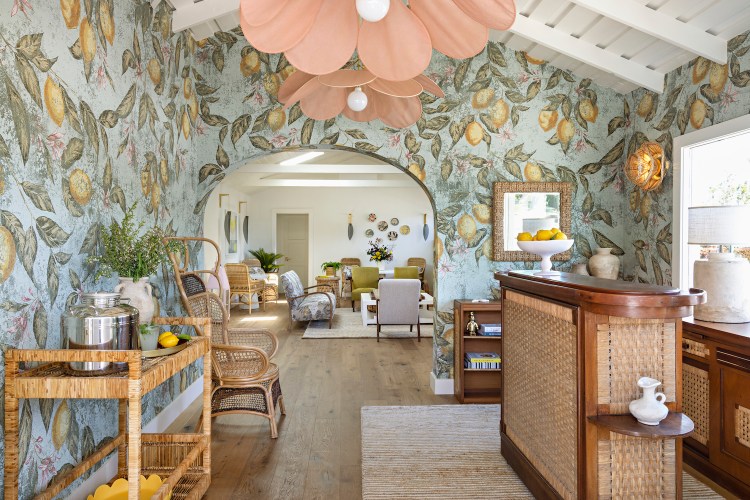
251;110;269;133
404;131;419;153
250;136;273;151
285;102;302;125
607;116;625;136
590;208;613;227
21;226;37;280
320;132;339;145
599;170;619;192
218;125;228;144
581;192;593;215
99;123;109;154
665;85;683;110
651;256;664;285
300;118;314;145
69;38;83;60
54;252;72;265
677;108;689;135
21;182;54;213
505;90;526;104
556;166;577;193
99;110;118;128
440;160;452;181
79;223;99;255
199;164;221;183
36;217;71;247
479;113;498;134
212;47;225;72
344;129;366;140
728;32;749;52
61;138;84;169
70;268;82;291
424;116;450;131
574;234;592;259
31;53;56;72
3;75;31;164
600;138;625;165
16;33;42;59
454;59;471;91
526;81;541;101
431;134;442;161
231;114;252;146
468;78;490;92
61;86;83;134
193;191;211;215
653;108;676;131
195;82;218;96
0;134;9;158
487;43;506;67
14;55;42;108
504;160;522;180
635;247;647;272
0;301;27;312
34;305;47;348
18;400;32;467
47;254;59;305
466;228;487;249
546;69;561;90
216;145;229;169
592;229;624;256
110;185;126;212
354;142;381;153
657;223;672;244
62;178;84;217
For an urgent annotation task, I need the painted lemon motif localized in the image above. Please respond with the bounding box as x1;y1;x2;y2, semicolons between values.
489;99;509;128
141;167;151;197
579;98;598;123
523;162;543;182
464;121;484;146
181;109;190;139
99;1;115;45
538;109;558;132
471;88;495;109
690;98;707;129
240;50;260;77
692;57;710;84
151;181;161;211
556;118;575;149
709;63;728;93
267;108;286;132
472;203;491;224
52;401;70;451
0;226;16;284
79;17;96;63
183;77;192;99
44;76;65;127
187;94;199;122
160;158;169;185
636;93;654;118
60;0;80;29
435;237;444;261
524;53;545;65
457;213;477;242
408;163;426;182
279;65;296;81
263;73;281;98
147;59;161;86
481;237;492;259
69;168;92;205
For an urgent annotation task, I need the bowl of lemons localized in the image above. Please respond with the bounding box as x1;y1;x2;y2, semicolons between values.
516;228;573;276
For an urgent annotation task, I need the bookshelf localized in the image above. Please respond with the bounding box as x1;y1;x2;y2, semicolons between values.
453;299;502;403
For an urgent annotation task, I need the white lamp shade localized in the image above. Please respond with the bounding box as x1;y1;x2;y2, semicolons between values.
347;87;368;112
688;205;750;245
356;0;390;22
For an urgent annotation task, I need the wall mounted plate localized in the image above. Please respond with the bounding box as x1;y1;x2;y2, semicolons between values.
378;221;388;231
387;231;398;241
390;217;399;226
400;225;410;235
368;213;377;222
365;229;374;237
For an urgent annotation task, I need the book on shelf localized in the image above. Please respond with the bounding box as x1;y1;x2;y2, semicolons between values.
464;352;501;369
477;324;502;337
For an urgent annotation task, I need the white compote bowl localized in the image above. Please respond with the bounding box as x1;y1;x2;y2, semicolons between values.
517;239;574;276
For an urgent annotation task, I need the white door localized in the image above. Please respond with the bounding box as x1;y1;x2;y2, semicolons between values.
276;214;309;288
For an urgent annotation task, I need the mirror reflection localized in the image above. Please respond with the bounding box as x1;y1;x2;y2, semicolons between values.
504;192;561;251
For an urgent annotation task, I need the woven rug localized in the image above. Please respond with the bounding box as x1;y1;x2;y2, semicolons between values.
361;405;723;499
302;309;433;339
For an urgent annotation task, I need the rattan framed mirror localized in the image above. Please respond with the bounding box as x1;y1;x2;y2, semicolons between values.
492;182;573;261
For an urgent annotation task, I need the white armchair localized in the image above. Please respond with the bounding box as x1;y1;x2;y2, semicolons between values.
376;279;422;342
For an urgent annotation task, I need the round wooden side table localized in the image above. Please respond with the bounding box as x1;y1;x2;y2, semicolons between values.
315;275;341;301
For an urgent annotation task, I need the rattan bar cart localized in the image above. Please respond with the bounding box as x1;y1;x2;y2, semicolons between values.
4;317;212;500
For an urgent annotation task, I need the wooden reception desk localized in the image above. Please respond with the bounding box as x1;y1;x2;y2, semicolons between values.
495;271;705;499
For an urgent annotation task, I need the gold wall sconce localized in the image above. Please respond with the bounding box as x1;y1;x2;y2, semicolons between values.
625;142;669;191
218;194;229;207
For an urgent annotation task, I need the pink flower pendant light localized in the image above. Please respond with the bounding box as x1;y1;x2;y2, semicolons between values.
239;0;516;81
278;69;445;128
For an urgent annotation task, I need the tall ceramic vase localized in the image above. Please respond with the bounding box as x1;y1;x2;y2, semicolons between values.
114;277;154;323
588;248;620;280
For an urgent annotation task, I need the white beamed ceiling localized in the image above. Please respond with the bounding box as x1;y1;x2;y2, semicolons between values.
167;0;750;94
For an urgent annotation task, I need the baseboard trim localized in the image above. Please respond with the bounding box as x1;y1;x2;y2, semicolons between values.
430;372;454;395
68;379;203;500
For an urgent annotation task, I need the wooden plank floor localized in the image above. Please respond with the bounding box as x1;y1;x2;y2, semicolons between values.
169;298;455;499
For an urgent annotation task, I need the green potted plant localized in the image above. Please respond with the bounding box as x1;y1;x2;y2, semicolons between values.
321;261;341;276
89;203;174;323
248;248;285;273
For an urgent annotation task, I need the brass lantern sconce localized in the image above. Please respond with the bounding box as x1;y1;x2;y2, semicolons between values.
625;142;669;191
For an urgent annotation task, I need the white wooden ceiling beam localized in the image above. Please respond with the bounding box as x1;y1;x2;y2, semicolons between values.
505;13;666;93
172;0;239;32
568;0;727;64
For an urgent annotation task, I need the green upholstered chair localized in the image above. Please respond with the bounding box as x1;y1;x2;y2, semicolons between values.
393;266;420;280
351;267;380;311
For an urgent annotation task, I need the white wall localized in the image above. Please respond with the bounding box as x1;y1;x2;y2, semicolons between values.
203;185;252;268
243;187;434;289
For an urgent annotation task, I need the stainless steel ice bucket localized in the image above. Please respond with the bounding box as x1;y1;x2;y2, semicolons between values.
61;292;139;372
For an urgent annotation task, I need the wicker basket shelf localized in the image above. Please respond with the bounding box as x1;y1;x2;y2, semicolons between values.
588;413;694;438
3;317;212;500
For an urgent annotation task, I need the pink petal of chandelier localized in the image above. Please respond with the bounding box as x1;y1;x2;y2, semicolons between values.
239;0;516;81
278;70;445;128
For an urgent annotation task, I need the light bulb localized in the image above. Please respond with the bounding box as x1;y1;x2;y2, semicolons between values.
347;87;368;112
356;0;390;22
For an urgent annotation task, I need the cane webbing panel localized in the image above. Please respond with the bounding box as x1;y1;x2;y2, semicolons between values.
598;433;676;499
736;404;750;449
683;338;709;358
597;318;676;414
683;363;709;446
503;294;578;499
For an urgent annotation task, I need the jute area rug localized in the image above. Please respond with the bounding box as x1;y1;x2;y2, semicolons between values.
302;309;432;339
361;405;722;499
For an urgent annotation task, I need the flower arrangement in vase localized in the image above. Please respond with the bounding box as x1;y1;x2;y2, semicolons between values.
366;238;393;269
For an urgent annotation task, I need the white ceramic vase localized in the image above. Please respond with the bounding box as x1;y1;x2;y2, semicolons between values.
571;263;589;276
629;377;669;425
114;277;154;324
588;248;620;280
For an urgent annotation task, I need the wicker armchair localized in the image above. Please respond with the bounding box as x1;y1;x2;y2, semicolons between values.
340;257;361;298
243;258;279;308
225;263;267;314
279;270;336;330
407;257;429;293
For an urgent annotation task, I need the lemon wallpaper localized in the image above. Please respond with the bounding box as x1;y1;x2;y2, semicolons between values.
1;0;750;496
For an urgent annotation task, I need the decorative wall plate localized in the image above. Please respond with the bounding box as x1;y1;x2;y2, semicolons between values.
390;217;399;226
377;221;388;231
368;213;377;222
365;229;374;237
400;225;410;235
387;231;398;241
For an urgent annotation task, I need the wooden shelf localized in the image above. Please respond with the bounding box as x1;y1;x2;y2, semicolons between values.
465;368;502;372
454;300;502;404
463;389;502;404
463;336;502;340
588;412;694;438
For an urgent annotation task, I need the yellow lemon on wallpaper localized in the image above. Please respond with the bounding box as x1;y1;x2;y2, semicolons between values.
160;157;169;185
187;94;199;122
579;98;598;123
636;92;654;118
240;50;260;77
523;162;543;182
99;0;115;45
553;231;567;240
464;121;484;146
52;401;70;451
639;192;653;219
267;107;286;132
535;229;553;241
692;57;710;84
181;109;190;139
435;237;444;261
183;76;193;99
471;88;495;110
44;76;65;127
517;232;533;241
557;118;575;148
408;163;426;182
457;213;477;242
151;181;161;211
263;73;281;98
0;226;16;284
140;167;151;197
709;62;728;93
60;0;80;29
147;58;161;86
69;168;93;205
524;53;545;65
79;17;96;63
690;98;707;129
279;65;296;81
537;109;558;132
472;203;491;224
489;99;509;128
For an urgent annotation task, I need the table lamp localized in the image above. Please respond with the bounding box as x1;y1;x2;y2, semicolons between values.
688;206;750;323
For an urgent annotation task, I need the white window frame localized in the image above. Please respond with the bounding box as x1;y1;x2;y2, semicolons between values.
672;113;750;290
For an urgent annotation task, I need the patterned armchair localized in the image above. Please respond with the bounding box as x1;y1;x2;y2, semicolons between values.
280;270;336;330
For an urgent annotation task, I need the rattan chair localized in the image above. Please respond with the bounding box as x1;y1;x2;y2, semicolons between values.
394;266;420;279
407;257;429;293
243;258;279;308
340;257;361;298
225;263;267;314
351;267;380;312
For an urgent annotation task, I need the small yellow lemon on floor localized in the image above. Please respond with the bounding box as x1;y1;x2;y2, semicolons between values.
535;229;553;241
553;232;567;240
517;232;533;241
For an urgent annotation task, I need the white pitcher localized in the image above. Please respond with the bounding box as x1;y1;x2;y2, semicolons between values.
629;377;669;425
114;277;154;324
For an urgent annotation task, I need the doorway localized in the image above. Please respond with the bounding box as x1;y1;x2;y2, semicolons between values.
276;213;310;287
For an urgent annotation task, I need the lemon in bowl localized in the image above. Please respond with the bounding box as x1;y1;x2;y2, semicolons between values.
516;237;573;276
